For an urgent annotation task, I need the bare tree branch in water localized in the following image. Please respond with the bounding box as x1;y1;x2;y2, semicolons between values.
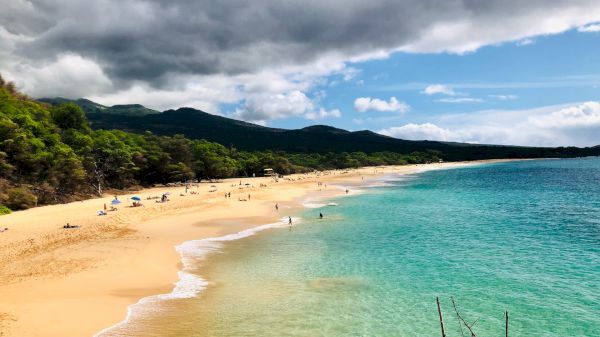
451;296;479;337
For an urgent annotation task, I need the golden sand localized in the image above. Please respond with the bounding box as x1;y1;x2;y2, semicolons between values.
0;161;507;337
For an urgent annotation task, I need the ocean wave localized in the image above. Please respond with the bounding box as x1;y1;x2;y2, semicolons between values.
94;217;299;336
303;200;340;208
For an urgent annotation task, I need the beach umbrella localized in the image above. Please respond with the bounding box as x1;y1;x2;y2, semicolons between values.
131;196;141;201
111;199;122;205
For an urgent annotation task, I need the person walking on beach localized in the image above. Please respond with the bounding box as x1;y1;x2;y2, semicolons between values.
275;203;279;211
319;212;323;219
288;216;293;225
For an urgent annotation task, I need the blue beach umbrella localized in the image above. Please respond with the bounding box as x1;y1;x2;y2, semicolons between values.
111;199;122;205
131;196;141;201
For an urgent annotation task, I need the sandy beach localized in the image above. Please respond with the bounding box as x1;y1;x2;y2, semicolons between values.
0;161;503;337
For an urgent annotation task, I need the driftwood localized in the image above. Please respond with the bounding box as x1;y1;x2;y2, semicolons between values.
437;297;446;337
451;297;478;337
505;311;509;337
436;296;508;337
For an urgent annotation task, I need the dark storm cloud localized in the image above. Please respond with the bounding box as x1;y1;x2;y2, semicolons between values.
2;0;600;86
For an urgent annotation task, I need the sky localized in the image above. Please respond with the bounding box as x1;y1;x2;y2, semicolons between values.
1;0;600;147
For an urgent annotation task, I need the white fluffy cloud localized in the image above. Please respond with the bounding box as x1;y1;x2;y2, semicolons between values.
8;54;113;98
577;23;600;32
423;84;455;96
528;101;600;129
233;90;341;124
379;101;600;147
235;90;315;123
354;96;410;113
380;123;456;141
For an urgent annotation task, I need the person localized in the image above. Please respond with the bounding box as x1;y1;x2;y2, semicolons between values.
228;192;231;198
319;212;323;219
248;194;251;200
103;203;107;211
346;189;349;194
0;227;8;233
275;203;279;211
288;216;292;225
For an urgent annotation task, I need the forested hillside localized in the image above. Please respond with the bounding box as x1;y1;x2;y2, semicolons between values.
0;76;440;212
46;98;600;161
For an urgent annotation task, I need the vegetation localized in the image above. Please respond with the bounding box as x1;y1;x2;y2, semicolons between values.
0;205;10;215
56;101;600;160
0;75;441;211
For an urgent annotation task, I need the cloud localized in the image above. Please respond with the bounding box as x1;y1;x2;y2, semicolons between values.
380;123;456;141
423;84;456;96
2;0;600;121
233;90;340;123
235;90;314;123
424;84;486;103
378;101;600;147
578;23;600;32
9;53;112;98
354;96;410;113
516;38;534;46
7;0;596;82
528;101;600;129
305;108;342;120
435;97;484;103
489;94;518;100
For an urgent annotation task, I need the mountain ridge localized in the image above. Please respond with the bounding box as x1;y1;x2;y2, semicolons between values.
38;97;600;160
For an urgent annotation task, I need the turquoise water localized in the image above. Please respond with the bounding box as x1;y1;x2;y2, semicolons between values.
113;158;600;336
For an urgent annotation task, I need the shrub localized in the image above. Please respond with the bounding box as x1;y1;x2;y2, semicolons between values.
0;204;10;215
6;188;37;210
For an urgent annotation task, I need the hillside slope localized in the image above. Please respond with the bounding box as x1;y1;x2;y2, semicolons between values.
40;98;600;161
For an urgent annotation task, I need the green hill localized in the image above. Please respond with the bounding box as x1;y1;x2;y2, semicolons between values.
38;97;159;116
41;98;600;161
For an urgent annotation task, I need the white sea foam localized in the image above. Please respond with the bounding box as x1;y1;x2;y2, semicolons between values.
303;199;340;208
94;217;299;337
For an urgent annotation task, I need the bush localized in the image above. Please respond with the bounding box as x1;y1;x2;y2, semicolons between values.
6;188;37;210
0;204;10;215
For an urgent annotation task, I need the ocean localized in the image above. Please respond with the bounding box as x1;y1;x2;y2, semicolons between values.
100;158;600;336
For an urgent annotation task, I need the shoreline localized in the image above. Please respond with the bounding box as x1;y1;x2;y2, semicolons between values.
0;160;516;337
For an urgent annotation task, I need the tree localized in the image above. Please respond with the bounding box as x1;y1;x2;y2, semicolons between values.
50;103;90;132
